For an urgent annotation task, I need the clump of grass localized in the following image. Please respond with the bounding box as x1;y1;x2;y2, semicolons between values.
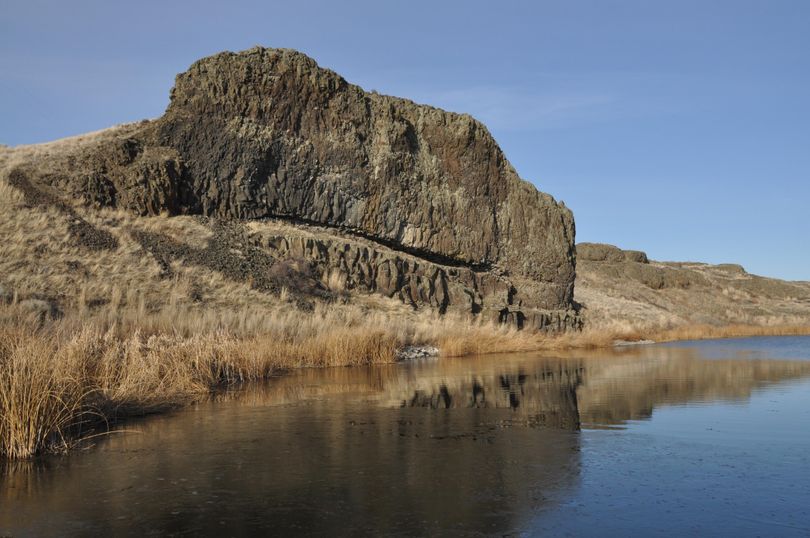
0;303;399;460
0;324;95;459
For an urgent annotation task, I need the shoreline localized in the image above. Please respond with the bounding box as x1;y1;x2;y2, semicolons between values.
2;301;809;461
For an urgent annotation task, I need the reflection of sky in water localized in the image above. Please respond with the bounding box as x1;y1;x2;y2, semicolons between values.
533;375;810;536
661;335;810;361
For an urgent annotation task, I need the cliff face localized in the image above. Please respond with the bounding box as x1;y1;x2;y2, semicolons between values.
14;47;578;328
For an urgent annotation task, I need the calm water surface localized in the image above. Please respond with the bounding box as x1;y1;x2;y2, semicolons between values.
2;336;810;537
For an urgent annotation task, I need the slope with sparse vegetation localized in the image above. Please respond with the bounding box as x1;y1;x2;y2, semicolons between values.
576;242;810;333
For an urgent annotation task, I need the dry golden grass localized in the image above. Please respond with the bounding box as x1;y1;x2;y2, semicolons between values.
0;324;93;459
0;302;401;459
432;317;810;356
647;323;810;343
0;123;144;173
0;176;24;205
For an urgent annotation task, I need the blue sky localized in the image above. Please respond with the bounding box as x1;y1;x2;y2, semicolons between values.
2;0;808;280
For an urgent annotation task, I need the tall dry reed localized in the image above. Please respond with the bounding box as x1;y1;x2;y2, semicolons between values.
0;324;95;459
0;303;399;459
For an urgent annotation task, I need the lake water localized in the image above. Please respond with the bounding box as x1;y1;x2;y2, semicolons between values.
2;336;810;537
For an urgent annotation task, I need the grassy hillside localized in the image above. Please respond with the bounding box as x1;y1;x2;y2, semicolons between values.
576;242;810;333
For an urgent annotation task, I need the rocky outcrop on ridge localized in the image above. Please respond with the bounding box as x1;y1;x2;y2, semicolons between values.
576;243;810;327
578;242;648;264
6;47;579;329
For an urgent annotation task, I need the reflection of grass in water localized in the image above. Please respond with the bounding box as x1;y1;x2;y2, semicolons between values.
576;352;810;426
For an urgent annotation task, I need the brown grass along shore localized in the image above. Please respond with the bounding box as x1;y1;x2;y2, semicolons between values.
2;299;808;460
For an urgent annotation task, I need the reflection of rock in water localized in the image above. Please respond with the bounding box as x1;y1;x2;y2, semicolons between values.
0;388;582;536
400;367;583;431
215;345;810;432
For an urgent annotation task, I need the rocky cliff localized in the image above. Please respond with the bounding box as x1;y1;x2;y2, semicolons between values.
5;47;578;329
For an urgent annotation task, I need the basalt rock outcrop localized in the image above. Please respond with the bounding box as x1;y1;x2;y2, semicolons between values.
578;242;648;264
14;47;579;329
250;221;581;330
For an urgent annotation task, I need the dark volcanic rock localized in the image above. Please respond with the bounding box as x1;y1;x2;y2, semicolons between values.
250;222;581;330
20;47;579;327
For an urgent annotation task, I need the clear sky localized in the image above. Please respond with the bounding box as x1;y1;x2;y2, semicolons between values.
2;0;808;280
